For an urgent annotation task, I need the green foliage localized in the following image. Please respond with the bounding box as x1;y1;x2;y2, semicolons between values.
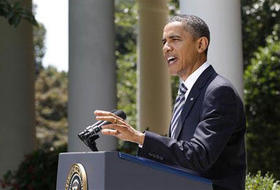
116;53;137;126
242;0;280;180
0;145;66;190
241;0;280;67
115;0;137;57
246;172;280;190
168;0;180;103
169;0;180;16
0;0;37;27
35;66;68;149
33;23;46;75
244;33;280;178
115;0;138;153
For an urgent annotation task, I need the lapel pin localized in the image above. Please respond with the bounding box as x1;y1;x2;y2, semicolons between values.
190;97;194;101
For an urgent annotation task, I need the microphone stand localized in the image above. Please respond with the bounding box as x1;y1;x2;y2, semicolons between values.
78;131;100;151
78;110;126;151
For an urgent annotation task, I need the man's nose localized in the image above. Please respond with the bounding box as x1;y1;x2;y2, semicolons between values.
163;42;172;53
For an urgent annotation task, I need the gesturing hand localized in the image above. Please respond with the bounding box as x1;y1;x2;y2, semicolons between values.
94;110;145;145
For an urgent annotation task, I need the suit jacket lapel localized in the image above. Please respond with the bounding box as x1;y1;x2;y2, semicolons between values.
173;66;216;139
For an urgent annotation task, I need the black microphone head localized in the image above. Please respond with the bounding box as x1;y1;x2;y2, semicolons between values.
78;109;127;151
114;110;126;120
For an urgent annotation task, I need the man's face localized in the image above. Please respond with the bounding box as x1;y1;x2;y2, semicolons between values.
162;21;199;80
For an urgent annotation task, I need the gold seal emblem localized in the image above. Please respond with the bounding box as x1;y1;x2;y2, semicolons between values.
65;163;88;190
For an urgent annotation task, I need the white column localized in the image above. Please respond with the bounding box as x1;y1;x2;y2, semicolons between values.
180;0;243;97
0;0;35;178
68;0;117;151
137;0;172;135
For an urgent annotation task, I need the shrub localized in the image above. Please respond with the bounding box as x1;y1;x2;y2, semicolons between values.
244;33;280;178
0;145;66;190
246;171;280;190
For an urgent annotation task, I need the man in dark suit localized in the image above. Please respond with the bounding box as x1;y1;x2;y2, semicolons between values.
95;15;246;190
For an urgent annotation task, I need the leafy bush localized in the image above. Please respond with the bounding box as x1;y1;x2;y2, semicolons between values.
246;172;280;190
244;33;280;178
0;145;66;190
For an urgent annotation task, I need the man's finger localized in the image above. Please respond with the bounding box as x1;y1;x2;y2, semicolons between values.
96;116;117;123
95;110;124;120
96;115;126;125
101;124;127;132
94;110;111;116
101;129;120;136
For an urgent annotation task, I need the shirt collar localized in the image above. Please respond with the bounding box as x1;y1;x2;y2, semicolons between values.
181;62;210;95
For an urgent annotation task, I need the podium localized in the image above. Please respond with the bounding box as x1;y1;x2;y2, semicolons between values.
56;151;212;190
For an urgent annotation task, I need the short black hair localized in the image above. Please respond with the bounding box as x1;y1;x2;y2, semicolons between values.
168;14;210;55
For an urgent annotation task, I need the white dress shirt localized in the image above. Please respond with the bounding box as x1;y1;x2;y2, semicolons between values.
181;62;210;100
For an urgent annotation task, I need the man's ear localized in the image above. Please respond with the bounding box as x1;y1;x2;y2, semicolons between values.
196;37;209;54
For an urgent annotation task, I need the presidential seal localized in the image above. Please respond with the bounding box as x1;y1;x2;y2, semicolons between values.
65;163;88;190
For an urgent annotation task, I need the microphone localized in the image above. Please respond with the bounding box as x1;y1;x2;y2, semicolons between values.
82;110;126;135
78;110;126;151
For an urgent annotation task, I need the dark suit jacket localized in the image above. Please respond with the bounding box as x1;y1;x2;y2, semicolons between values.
138;66;246;190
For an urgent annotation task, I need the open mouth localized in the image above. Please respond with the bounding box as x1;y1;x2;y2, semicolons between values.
167;56;177;65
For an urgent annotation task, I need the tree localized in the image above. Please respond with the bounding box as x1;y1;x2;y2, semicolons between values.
115;0;137;126
169;0;180;16
244;32;280;178
0;0;37;27
241;0;280;67
35;66;68;149
31;3;68;149
114;0;138;153
242;0;280;178
33;23;46;75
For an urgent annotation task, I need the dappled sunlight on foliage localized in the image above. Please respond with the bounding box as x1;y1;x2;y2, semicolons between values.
242;0;280;67
35;66;68;149
115;0;137;126
33;23;46;75
115;0;138;152
245;32;280;178
246;171;280;190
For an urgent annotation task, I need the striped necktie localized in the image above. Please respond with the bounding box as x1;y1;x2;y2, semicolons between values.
170;82;188;139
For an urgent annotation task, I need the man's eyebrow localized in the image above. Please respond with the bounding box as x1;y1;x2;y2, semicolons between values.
162;34;181;43
169;34;181;39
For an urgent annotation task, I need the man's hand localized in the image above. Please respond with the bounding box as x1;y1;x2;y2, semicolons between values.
94;110;145;145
